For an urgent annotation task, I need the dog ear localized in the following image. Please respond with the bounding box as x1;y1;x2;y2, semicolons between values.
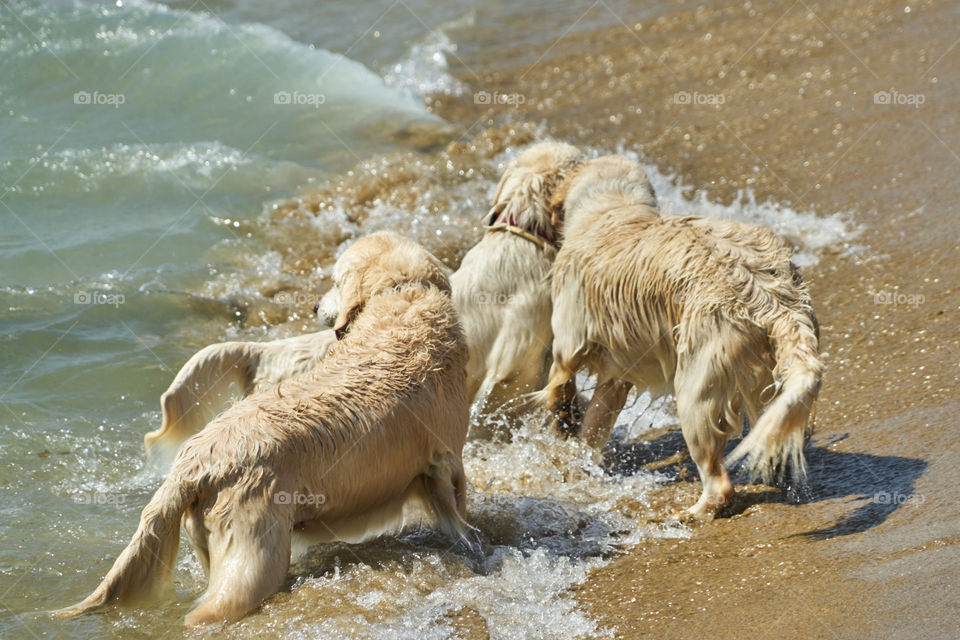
332;272;364;339
549;164;583;229
417;255;453;295
484;163;514;225
484;202;505;226
549;179;569;229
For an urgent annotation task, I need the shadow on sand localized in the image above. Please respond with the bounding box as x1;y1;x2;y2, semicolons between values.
603;428;927;539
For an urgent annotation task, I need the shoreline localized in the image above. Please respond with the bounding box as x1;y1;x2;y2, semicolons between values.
422;0;958;636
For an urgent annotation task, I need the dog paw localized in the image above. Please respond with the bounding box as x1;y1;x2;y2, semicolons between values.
548;403;583;438
554;415;578;437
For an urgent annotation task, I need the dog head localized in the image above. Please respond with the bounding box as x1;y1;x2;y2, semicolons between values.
485;140;583;239
318;232;450;338
550;154;657;226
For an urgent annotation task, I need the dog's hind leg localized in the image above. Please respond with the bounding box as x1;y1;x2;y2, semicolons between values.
675;351;735;519
424;454;475;546
185;501;292;626
580;379;632;448
183;505;210;578
479;354;551;434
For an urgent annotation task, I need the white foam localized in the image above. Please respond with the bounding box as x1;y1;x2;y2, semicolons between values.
575;373;681;445
25;142;251;189
494;141;860;266
615;146;861;266
282;549;610;639
381;14;473;99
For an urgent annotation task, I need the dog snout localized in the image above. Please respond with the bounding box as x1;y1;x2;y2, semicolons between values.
317;287;340;326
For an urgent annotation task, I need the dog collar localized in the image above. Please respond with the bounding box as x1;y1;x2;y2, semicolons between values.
483;156;581;251
486;223;557;250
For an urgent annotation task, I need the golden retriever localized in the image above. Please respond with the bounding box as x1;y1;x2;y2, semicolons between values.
56;232;472;625
450;140;582;426
144;330;337;463
146;140;583;454
538;155;823;518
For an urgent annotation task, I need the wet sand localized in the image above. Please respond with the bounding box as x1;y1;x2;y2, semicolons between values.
422;0;959;636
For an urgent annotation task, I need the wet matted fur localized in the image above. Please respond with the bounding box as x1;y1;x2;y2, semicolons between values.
538;155;823;517
56;232;472;625
450;140;583;428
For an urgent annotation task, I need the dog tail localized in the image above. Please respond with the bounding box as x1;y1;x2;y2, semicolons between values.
145;342;259;460
727;308;823;484
53;476;193;618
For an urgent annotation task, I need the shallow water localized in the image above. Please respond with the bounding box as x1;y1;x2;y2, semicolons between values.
1;0;867;638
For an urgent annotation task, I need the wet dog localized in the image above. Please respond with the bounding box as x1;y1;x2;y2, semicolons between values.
538;155;823;517
57;233;472;625
451;140;583;426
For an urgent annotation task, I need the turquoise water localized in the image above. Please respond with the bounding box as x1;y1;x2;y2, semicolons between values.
0;0;443;420
0;1;455;635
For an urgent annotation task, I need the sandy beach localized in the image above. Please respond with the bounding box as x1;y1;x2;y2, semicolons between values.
423;0;960;636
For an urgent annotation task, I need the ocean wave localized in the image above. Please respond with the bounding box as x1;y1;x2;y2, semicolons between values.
0;142;252;194
0;0;441;168
635;157;861;268
381;13;474;99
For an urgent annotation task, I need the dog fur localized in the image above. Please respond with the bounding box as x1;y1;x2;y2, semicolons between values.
450;140;583;427
538;155;823;517
57;233;472;625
